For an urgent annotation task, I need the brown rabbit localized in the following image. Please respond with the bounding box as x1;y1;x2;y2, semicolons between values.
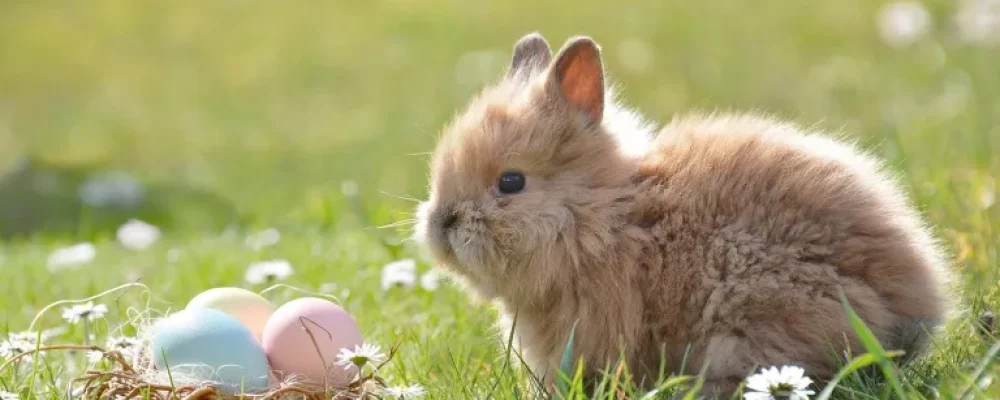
414;32;951;396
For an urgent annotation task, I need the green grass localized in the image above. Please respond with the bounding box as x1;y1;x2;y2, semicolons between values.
0;0;998;398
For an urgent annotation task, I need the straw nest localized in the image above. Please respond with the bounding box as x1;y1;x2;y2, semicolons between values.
0;342;402;399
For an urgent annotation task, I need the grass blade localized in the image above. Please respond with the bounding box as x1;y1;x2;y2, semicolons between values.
488;312;521;399
958;339;1000;400
556;319;581;396
639;375;694;400
816;351;904;400
840;292;907;398
681;360;710;400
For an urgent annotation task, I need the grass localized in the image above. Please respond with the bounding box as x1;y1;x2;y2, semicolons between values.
0;0;998;398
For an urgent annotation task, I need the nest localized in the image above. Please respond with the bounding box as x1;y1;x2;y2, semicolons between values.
0;344;401;399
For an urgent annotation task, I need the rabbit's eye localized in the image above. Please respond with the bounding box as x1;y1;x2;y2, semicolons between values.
498;171;526;194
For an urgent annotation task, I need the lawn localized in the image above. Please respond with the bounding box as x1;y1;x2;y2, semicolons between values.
0;0;998;398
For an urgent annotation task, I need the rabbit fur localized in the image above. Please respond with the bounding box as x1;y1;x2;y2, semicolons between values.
414;32;951;395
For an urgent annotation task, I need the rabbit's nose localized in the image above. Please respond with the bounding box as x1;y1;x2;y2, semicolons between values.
440;210;459;230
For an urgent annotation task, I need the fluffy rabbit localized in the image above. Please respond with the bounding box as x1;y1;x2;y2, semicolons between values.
414;32;951;395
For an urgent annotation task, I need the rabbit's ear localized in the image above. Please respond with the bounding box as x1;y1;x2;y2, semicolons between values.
506;32;552;80
549;36;604;124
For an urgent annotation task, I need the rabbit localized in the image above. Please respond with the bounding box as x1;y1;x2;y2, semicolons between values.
413;32;952;396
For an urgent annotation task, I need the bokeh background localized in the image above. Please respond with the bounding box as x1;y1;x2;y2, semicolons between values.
1;0;996;236
1;1;999;397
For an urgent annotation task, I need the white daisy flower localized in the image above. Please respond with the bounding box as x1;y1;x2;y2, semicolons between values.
61;302;109;324
979;374;994;390
954;0;1000;45
0;391;18;400
340;180;359;197
420;270;441;291
0;339;35;357
46;243;96;271
335;342;387;370
876;1;932;48
318;282;338;294
245;228;281;250
979;178;996;209
384;384;427;399
86;350;105;364
116;219;161;250
381;259;417;291
40;326;68;340
106;336;140;358
744;365;815;400
166;248;183;263
1;334;40;365
244;259;294;284
77;171;145;208
7;331;40;343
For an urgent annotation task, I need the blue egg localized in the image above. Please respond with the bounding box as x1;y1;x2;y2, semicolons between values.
152;307;270;393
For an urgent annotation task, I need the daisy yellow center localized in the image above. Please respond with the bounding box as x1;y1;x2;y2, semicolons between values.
769;382;797;394
350;355;370;366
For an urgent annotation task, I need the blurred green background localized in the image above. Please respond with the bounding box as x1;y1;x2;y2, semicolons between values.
1;1;999;397
0;0;996;236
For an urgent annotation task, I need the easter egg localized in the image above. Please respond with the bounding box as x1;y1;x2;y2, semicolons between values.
186;287;275;340
261;297;362;386
152;308;271;393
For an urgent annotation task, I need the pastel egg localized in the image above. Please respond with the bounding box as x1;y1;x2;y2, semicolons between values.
261;297;362;386
152;308;271;393
186;287;275;340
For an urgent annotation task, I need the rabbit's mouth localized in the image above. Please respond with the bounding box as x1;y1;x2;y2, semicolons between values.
414;200;460;264
415;199;499;278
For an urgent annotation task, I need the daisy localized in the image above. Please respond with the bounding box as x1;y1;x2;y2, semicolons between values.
245;228;281;250
61;302;109;324
0;339;36;358
419;270;441;291
46;243;96;271
954;0;1000;45
381;259;417;291
86;350;105;364
5;331;43;347
318;282;338;294
335;342;387;370
1;333;41;365
341;180;359;196
384;384;427;399
77;171;145;208
116;219;161;250
166;248;183;263
244;259;294;284
41;326;68;340
876;1;932;48
106;336;140;358
7;331;40;343
0;391;18;400
744;365;815;400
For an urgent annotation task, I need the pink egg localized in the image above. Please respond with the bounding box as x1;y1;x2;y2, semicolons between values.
261;297;362;386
